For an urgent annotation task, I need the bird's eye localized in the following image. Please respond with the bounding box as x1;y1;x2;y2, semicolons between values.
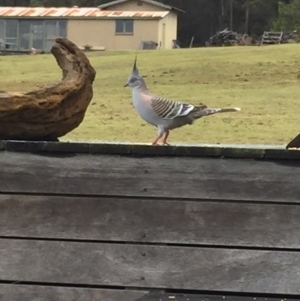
130;78;137;83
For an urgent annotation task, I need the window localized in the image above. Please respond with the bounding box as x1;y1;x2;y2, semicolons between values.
5;19;18;38
45;20;57;39
115;20;134;34
5;38;18;50
58;20;67;37
0;20;4;39
0;20;4;49
44;19;67;39
1;18;67;52
19;20;31;50
31;20;44;50
5;19;18;50
45;40;55;52
44;19;67;52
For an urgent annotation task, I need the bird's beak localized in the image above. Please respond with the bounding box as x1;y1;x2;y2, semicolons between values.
124;83;129;87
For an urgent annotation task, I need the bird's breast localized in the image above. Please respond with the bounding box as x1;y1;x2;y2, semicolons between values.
132;90;159;126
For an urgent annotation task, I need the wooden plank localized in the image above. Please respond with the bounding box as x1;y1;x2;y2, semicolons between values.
0;140;267;158
0;239;300;294
1;286;296;301
1;195;300;248
0;287;298;301
1;152;300;202
0;285;148;301
2;140;297;158
3;140;300;159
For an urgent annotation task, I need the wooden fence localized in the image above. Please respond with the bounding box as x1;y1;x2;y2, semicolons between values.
1;141;300;301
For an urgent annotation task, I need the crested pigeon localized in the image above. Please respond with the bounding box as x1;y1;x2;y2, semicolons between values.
124;56;241;146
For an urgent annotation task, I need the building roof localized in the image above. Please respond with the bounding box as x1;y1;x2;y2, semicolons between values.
98;0;184;13
0;6;170;19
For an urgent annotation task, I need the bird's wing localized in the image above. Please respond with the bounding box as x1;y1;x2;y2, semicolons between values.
150;96;204;119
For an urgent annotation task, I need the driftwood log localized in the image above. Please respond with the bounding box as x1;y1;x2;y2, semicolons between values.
0;38;96;141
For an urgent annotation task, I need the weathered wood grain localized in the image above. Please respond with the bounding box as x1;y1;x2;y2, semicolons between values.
1;195;300;248
3;140;300;160
0;286;297;301
1;152;300;202
0;38;96;141
0;285;148;301
0;239;300;294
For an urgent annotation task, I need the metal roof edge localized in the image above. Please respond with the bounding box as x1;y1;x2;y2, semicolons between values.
0;7;170;19
98;0;184;13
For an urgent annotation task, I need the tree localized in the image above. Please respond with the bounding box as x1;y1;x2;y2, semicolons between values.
229;0;233;30
243;0;281;37
245;0;250;33
272;0;300;32
1;0;31;5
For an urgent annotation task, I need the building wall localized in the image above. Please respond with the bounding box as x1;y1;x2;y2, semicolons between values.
158;11;177;49
104;0;163;11
68;19;159;50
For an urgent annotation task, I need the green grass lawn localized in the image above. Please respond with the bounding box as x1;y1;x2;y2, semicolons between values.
1;44;300;145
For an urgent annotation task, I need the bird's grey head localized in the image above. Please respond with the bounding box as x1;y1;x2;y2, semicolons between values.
124;56;147;89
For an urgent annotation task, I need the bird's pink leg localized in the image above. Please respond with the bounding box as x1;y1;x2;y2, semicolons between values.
162;131;170;146
152;134;163;145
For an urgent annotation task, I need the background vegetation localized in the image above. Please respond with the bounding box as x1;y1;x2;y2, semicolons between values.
2;0;300;47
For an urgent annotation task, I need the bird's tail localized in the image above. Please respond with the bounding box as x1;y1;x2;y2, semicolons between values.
193;106;241;118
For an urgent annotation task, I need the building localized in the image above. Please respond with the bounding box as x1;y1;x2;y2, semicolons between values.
0;0;182;52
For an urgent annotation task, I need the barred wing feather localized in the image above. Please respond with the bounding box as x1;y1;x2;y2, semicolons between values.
151;96;195;119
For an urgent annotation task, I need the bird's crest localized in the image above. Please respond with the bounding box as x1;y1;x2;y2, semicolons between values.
132;54;139;75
